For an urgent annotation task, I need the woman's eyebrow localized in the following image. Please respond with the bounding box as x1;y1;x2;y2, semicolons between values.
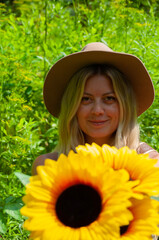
102;91;115;95
83;92;92;95
83;91;115;95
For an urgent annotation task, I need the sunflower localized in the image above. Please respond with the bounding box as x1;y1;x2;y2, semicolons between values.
21;149;134;240
119;197;159;240
76;143;159;199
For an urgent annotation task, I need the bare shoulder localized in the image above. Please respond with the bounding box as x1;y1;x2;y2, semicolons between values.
32;152;59;175
137;142;159;166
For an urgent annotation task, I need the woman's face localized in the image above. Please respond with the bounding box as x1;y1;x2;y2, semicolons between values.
76;74;120;146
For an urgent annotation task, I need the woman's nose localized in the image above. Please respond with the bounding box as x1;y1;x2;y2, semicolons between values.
91;102;104;115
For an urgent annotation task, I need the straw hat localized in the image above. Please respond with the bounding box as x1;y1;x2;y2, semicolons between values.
43;42;154;117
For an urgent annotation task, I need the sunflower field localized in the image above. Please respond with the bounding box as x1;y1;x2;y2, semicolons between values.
1;0;159;239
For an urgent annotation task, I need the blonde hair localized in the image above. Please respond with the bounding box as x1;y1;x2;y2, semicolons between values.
56;64;139;154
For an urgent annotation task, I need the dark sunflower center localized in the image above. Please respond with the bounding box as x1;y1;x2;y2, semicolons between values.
120;225;129;235
55;184;102;228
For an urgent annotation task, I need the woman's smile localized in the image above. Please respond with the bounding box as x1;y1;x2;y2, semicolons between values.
88;119;109;127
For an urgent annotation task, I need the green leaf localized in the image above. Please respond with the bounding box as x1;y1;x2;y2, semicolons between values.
0;212;7;234
151;196;159;201
4;202;23;221
14;172;30;186
0;198;4;210
5;196;15;204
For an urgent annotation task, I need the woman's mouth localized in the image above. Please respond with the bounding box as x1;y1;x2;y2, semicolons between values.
89;120;108;126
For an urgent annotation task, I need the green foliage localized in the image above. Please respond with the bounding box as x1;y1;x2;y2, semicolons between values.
14;172;30;186
1;0;159;238
0;173;29;238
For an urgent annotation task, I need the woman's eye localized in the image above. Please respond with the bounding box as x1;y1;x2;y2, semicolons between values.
104;96;116;102
81;96;91;104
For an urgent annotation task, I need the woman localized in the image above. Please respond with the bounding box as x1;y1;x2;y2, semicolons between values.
32;42;159;175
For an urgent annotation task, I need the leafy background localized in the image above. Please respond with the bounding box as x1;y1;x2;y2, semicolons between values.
1;0;159;238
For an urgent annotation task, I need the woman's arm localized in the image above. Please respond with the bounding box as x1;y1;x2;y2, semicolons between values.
137;142;159;167
32;152;58;175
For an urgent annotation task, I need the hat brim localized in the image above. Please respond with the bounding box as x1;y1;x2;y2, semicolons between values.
43;50;154;117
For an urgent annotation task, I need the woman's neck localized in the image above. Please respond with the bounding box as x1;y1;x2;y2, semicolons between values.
84;135;115;147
